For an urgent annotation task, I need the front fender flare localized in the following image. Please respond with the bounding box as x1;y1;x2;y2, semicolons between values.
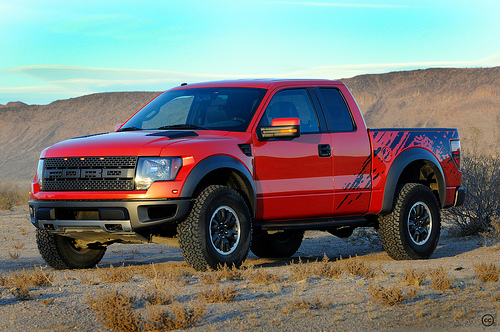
180;155;256;217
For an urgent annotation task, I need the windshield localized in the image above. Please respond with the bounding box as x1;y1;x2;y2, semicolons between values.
122;87;267;132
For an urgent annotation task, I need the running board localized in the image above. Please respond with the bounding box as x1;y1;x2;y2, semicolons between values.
254;216;369;231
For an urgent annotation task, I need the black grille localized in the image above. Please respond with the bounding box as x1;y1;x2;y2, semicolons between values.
42;157;137;191
44;156;137;168
43;179;134;191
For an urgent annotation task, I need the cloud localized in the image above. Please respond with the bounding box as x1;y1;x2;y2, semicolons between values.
3;52;499;104
272;2;416;9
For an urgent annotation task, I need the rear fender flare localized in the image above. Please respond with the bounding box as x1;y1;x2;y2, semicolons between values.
381;148;445;214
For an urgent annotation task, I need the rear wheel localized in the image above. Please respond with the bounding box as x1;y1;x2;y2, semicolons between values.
251;230;304;258
177;185;252;271
378;183;441;260
36;229;106;269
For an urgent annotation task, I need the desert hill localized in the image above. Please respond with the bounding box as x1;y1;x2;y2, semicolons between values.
1;67;499;183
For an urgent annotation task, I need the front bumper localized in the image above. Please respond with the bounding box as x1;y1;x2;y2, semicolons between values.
29;199;191;235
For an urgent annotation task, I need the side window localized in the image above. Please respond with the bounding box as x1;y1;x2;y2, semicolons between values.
318;88;355;132
260;89;320;133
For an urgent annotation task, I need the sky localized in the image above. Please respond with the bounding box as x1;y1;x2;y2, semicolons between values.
1;0;499;105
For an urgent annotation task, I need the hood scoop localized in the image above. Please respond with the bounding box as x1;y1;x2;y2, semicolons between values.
146;131;199;139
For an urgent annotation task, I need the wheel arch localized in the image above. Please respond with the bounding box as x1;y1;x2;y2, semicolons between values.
380;148;446;214
180;155;257;218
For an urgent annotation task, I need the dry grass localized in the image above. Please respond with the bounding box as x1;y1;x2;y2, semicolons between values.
429;268;453;291
97;265;135;283
288;297;327;311
8;250;21;259
246;267;282;285
402;267;427;287
11;241;25;250
198;264;243;284
342;258;376;279
474;262;500;282
368;284;414;306
197;285;237;303
139;263;194;285
3;267;54;288
88;290;204;331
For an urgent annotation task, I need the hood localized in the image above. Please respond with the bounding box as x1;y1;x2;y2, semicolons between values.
40;130;222;158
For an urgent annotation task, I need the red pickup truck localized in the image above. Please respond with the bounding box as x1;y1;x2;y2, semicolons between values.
29;79;466;271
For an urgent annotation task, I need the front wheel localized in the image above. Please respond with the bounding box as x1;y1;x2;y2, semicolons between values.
177;185;252;271
36;230;106;269
378;183;441;260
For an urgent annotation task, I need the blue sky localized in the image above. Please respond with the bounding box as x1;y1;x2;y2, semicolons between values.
1;0;499;104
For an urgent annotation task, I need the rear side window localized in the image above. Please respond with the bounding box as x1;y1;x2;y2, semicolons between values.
318;88;355;132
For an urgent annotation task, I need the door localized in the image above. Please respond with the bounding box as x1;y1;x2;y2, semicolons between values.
253;88;333;221
314;87;372;216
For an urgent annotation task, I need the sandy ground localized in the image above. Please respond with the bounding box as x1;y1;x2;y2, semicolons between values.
0;206;499;331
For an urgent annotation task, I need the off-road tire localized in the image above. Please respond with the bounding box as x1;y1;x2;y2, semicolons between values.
379;183;441;260
177;185;252;271
251;230;304;258
36;229;106;269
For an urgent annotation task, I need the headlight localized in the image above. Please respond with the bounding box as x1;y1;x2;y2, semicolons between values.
37;159;45;190
135;157;182;190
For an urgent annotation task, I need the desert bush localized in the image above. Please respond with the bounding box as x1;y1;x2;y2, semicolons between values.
198;264;242;284
474;262;500;282
6;267;53;288
88;290;204;332
97;265;135;283
197;285;237;303
342;259;376;279
401;267;427;287
429;267;453;291
289;297;326;310
246;267;282;285
368;284;414;306
0;181;29;210
445;154;500;236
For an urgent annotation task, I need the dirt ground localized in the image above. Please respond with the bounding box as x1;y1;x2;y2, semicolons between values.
0;206;499;331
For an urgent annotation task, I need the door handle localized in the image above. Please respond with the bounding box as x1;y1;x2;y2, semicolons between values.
318;144;331;157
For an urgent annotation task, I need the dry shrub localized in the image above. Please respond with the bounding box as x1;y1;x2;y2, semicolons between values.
342;259;376;279
140;263;194;285
0;181;28;210
429;267;453;290
289;258;318;281
315;255;343;279
402;267;427;286
369;285;411;306
88;291;139;331
198;264;242;284
246;268;282;285
6;267;53;288
98;265;135;283
8;250;21;259
474;262;500;282
41;298;55;305
142;303;205;331
11;285;31;301
445;153;500;236
197;285;237;303
11;241;25;250
289;297;326;310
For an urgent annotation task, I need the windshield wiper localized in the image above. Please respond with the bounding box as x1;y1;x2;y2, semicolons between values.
157;124;206;130
117;126;143;132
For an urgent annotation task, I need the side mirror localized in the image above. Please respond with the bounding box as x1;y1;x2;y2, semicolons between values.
260;117;301;139
114;123;123;132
